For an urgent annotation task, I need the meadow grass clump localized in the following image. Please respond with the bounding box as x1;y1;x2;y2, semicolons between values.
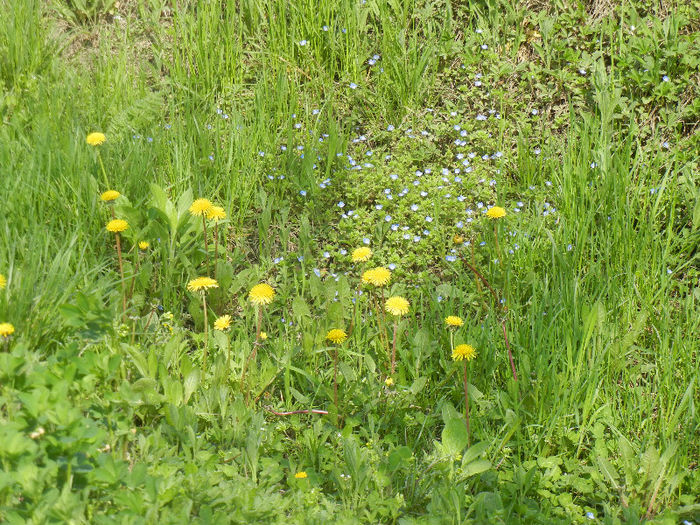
0;0;698;522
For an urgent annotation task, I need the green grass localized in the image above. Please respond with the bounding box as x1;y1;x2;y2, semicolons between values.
0;0;698;522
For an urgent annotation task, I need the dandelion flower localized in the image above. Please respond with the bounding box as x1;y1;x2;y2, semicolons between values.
352;247;372;262
214;315;231;331
106;219;129;233
486;206;506;219
453;234;464;244
445;316;464;328
100;190;120;202
385;377;394;387
86;132;106;146
249;283;275;306
0;274;6;289
0;322;15;338
187;276;219;292
138;241;150;250
385;296;410;316
452;344;477;362
362;267;391;287
189;198;213;216
326;328;348;344
207;205;226;221
294;471;308;479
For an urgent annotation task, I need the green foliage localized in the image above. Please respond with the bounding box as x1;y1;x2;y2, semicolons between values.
0;0;698;522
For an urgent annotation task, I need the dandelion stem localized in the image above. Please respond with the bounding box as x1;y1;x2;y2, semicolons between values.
501;319;518;382
391;319;398;375
202;293;209;371
115;233;126;321
493;223;501;260
241;306;263;402
202;216;210;273
333;346;339;408
213;221;219;281
463;361;471;446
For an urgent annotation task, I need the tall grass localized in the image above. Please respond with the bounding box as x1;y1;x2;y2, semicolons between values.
0;0;697;521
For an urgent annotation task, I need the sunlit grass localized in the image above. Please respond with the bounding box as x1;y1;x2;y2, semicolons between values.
0;0;697;522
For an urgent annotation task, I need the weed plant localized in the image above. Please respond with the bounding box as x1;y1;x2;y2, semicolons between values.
0;0;698;522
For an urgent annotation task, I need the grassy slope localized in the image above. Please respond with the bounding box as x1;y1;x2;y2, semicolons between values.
0;0;698;523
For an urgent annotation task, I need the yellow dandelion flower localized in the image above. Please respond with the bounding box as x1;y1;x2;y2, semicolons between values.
100;190;120;202
106;219;129;233
452;344;477;362
214;315;231;331
260;331;268;341
445;316;464;328
86;132;106;146
363;266;391;287
486;206;506;219
189;198;213;217
385;296;410;316
294;471;308;479
385;377;394;387
326;328;348;344
351;247;372;262
187;276;219;292
0;274;6;289
453;234;465;244
249;283;275;306
206;205;226;221
0;322;15;338
138;241;150;250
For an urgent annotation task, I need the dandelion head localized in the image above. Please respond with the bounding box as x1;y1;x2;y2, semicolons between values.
294;471;308;479
453;234;465;244
106;219;129;233
486;206;506;219
100;190;120;202
362;267;391;287
385;296;410;316
0;274;6;289
86;132;106;146
189;198;213;216
445;316;464;328
214;315;231;331
326;328;348;344
385;377;394;387
249;283;275;306
138;241;150;250
207;205;226;221
187;276;219;292
0;322;15;338
352;246;373;262
452;344;477;362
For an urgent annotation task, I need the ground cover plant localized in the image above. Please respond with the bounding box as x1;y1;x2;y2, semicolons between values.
0;0;698;522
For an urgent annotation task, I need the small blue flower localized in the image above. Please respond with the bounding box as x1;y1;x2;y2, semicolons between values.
297;256;304;262
322;25;329;31
385;215;392;222
339;249;347;255
337;201;345;208
437;295;443;302
387;124;395;131
388;263;396;270
298;40;307;46
363;237;370;245
480;241;486;246
586;512;595;520
445;255;456;262
323;251;330;258
349;82;358;89
375;204;383;210
456;221;463;228
411;204;419;211
662;75;669;82
313;268;321;277
391;223;399;231
425;216;433;222
299;190;307;196
390;173;398;180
